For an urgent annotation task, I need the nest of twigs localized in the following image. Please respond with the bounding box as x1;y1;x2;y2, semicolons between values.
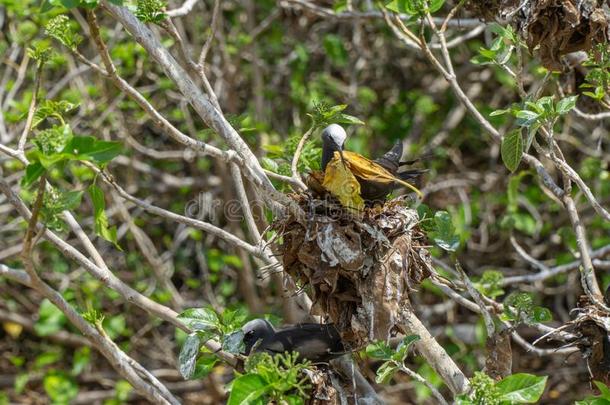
466;0;609;70
565;296;610;385
273;194;433;349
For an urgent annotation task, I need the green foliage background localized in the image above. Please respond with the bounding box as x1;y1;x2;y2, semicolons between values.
0;0;609;403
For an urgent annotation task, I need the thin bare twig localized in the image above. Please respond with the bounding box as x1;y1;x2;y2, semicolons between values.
290;124;314;191
167;0;200;17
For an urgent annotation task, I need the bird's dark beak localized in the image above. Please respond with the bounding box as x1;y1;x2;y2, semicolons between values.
331;139;347;167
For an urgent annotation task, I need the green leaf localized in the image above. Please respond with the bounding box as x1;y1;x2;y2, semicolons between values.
532;306;552;323
33;124;73;155
192;354;218;379
501;130;523;173
60;0;80;8
66;136;122;164
538;96;555;115
556;95;578;115
29;127;121;169
22;162;46;187
33;99;77;128
71;347;91;376
593;381;610;399
135;0;168;24
34;299;67;336
475;270;505;299
365;341;394;360
40;0;55;13
385;0;443;15
45;15;82;51
60;190;84;211
515;110;539;127
178;307;221;332
88;185;120;249
335;113;365;125
393;334;420;361
179;333;202;379
35;351;62;368
575;399;610;405
43;370;79;404
385;0;422;15
431;210;460;252
428;0;445;13
221;307;248;331
524;124;539;153
497;373;547;403
375;361;399;384
503;292;535;324
114;380;133;401
223;330;245;354
489;109;509;116
227;374;269;405
104;314;127;339
14;373;29;394
455;395;475;405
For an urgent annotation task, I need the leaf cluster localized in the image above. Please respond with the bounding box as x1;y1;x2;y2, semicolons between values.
418;206;461;253
502;292;552;325
228;352;311;405
576;381;610;404
365;335;420;383
45;15;82;51
135;0;168;24
457;371;547;404
471;24;523;67
385;0;445;16
494;95;577;172
177;307;248;379
309;102;365;128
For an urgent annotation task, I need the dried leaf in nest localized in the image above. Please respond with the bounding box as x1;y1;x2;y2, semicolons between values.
465;0;520;21
484;328;513;380
275;196;432;349
303;368;339;405
317;222;365;271
565;296;610;385
306;170;327;198
525;0;609;70
467;0;609;71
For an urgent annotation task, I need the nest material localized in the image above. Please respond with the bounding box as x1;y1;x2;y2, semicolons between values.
303;368;339;405
467;0;609;70
567;296;610;385
275;195;432;349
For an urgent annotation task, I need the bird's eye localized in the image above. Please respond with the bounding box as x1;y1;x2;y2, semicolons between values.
245;330;254;337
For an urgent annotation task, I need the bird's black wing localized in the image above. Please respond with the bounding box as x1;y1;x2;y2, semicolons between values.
374;140;403;173
267;323;346;363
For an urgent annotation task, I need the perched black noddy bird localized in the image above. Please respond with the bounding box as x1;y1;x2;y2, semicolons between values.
321;124;424;202
241;319;346;363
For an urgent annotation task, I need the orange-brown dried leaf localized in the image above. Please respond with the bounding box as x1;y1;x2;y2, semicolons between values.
322;154;364;211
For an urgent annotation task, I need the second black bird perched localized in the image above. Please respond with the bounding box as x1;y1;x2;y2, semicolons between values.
321;124;424;203
241;319;346;363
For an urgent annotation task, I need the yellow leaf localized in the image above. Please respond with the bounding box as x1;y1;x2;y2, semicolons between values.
3;321;23;339
343;151;423;198
322;154;365;211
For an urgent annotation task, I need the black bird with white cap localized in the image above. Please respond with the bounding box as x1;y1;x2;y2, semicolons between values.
241;319;346;363
320;124;424;203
